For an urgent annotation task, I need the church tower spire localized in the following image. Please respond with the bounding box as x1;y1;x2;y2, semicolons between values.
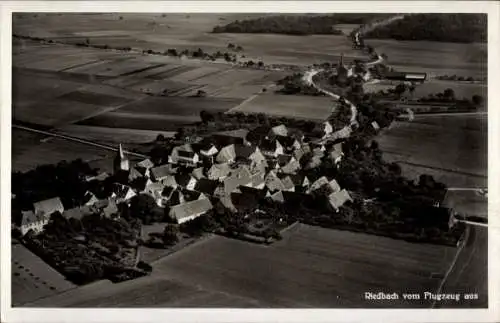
114;143;130;174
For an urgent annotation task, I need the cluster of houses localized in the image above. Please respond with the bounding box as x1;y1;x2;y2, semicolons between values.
16;122;354;236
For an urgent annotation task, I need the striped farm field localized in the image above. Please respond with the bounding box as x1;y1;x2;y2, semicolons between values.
230;92;336;120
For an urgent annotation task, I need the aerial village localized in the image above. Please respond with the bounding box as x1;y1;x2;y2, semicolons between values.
11;38;465;286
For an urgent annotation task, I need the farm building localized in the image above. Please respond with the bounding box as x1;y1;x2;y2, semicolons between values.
33;197;64;217
19;210;49;236
383;71;427;83
150;164;177;182
327;189;352;212
169;198;213;224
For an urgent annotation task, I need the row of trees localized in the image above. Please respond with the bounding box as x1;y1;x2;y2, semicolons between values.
435;75;487;82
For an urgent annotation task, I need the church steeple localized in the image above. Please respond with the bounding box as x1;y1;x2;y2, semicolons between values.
114;143;130;174
339;53;344;67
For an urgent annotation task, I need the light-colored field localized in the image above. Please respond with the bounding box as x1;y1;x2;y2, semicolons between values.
378;114;487;188
230;93;336;120
12;242;76;306
26;224;456;307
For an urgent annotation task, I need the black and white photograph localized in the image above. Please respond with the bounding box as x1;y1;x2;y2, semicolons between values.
1;1;498;322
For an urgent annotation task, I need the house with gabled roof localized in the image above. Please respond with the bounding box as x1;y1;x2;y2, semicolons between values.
169;144;199;166
102;199;119;218
164;188;185;207
135;159;154;177
216;144;236;164
308;176;330;193
175;173;198;191
82;191;99;207
248;170;266;189
85;172;109;182
276;135;301;153
213;129;249;145
128;167;143;182
144;182;166;206
260;139;284;158
112;184;137;203
328;149;343;165
219;165;253;194
194;178;220;196
276;154;301;174
270;124;289;137
327;189;352;212
33;197;64;217
323;121;334;137
207;163;232;181
193;139;219;158
151;164;177;182
289;174;311;189
264;170;285;192
280;175;295;192
191;167;206;180
19;210;49;236
181;188;207;202
169;198;213;224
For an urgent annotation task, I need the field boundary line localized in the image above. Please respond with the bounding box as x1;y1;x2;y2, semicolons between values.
431;225;470;308
13;124;148;158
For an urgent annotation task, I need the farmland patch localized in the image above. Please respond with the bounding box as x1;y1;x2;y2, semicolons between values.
378;115;487;187
230;93;335;120
12;242;76;306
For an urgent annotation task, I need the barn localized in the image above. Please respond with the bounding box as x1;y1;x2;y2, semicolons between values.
383;71;427;83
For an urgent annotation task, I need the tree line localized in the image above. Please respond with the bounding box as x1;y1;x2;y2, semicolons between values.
364;14;487;43
212;14;391;35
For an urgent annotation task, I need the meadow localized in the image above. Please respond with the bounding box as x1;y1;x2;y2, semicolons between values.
27;224;457;308
230;92;336;120
12;128;115;173
378;114;487;188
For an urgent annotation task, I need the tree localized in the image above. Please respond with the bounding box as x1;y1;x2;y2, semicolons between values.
443;88;455;101
394;83;407;98
472;94;484;106
156;134;165;142
200;110;214;123
257;61;264;68
195;90;207;98
227;43;235;49
162;224;179;245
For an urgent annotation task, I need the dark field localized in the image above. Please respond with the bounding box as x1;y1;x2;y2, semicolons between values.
28;224;457;308
78;96;242;131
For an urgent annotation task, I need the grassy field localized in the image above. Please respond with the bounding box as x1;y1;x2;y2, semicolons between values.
367;39;486;78
412;80;487;101
230;92;336;120
27;224;457;307
12;128;115;173
12;241;76;306
78;96;242;131
378;114;487;188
